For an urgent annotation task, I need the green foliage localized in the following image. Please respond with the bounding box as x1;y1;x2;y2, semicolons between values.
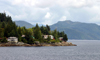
1;37;8;43
58;31;68;41
17;27;22;36
0;28;4;38
21;27;27;34
40;25;45;34
47;35;51;41
46;25;50;31
58;31;65;37
52;29;58;40
34;24;42;41
27;28;33;36
21;38;27;43
18;36;22;42
24;29;32;40
0;13;12;22
1;22;5;28
35;23;39;29
49;40;56;43
63;34;68;41
27;37;34;44
50;20;100;40
0;12;68;44
40;25;50;35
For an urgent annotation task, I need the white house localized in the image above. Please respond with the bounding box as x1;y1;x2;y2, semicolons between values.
43;35;54;39
59;37;63;40
7;37;18;43
49;35;54;39
21;35;25;37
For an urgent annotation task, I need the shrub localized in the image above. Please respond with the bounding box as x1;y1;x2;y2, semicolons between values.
1;37;8;43
49;40;56;43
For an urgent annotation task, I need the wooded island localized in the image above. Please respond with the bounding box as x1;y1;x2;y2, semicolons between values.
0;12;76;46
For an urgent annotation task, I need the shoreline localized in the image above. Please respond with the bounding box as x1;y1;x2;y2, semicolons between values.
0;42;77;47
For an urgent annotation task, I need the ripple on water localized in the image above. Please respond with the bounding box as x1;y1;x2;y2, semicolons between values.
0;40;100;60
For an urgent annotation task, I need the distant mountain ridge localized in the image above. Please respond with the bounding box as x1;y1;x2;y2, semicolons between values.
15;21;34;28
50;20;100;40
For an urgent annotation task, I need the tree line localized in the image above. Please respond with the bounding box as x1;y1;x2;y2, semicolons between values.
0;13;68;44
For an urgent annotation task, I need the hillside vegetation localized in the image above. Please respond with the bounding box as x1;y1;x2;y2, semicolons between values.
50;20;100;40
0;13;68;44
15;21;34;28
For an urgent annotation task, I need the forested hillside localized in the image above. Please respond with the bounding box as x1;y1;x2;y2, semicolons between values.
15;21;34;28
50;20;100;40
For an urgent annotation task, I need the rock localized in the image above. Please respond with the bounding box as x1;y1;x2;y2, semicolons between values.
17;42;24;45
0;42;77;47
34;41;40;44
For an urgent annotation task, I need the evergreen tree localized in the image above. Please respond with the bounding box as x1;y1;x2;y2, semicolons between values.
21;27;27;34
1;37;7;43
6;15;12;22
9;30;16;37
44;28;49;35
24;30;32;40
22;38;27;43
46;25;50;31
34;25;42;42
35;23;39;29
0;28;4;38
18;36;22;42
63;34;68;41
47;35;51;41
1;22;5;28
40;25;45;34
18;27;22;36
27;37;34;44
60;31;65;37
53;29;58;40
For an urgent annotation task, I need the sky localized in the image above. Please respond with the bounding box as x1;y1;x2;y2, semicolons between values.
0;0;100;25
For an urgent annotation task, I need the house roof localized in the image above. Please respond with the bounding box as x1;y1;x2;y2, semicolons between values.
8;37;18;39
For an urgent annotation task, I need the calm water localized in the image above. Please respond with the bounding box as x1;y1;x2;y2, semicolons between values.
0;40;100;60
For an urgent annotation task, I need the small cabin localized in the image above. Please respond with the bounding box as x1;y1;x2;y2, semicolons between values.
21;35;25;37
59;37;63;40
43;35;54;39
7;37;18;43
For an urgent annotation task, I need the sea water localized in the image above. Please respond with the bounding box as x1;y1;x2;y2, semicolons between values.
0;40;100;60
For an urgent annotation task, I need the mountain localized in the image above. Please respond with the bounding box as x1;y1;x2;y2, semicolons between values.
50;20;100;40
15;21;34;28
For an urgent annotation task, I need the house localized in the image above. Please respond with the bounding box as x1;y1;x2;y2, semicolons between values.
49;35;54;39
59;37;63;40
43;35;48;39
43;35;54;39
21;35;25;37
7;37;18;43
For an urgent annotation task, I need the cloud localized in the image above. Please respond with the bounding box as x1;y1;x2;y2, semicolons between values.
11;0;36;7
45;12;51;19
91;15;100;22
35;0;56;8
60;16;67;21
0;0;100;25
57;0;93;8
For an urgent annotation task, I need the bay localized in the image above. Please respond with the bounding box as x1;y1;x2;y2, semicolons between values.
0;40;100;60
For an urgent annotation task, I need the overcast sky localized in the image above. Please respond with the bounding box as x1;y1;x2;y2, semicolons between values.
0;0;100;25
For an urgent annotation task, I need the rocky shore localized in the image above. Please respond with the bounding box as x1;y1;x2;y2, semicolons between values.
0;42;77;47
